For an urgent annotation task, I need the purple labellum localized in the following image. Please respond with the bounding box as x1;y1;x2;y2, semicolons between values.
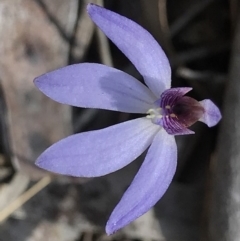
147;87;205;135
172;96;204;126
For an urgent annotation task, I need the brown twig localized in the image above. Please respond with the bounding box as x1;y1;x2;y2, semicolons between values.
172;43;229;67
0;176;51;223
176;67;226;83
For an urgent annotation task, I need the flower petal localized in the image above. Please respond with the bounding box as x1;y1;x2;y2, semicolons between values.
87;4;171;97
34;63;156;113
35;118;160;177
199;99;222;127
106;128;177;234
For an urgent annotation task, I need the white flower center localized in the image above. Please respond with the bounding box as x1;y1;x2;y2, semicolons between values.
146;107;163;124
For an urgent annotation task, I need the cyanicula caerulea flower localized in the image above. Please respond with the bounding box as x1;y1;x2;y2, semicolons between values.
34;4;221;235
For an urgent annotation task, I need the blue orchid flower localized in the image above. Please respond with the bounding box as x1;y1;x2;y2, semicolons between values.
34;4;221;235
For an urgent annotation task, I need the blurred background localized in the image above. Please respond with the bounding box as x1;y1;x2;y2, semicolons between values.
0;0;238;240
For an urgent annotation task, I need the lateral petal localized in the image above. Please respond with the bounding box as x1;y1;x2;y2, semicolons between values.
34;63;156;113
106;128;177;234
35;118;160;177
